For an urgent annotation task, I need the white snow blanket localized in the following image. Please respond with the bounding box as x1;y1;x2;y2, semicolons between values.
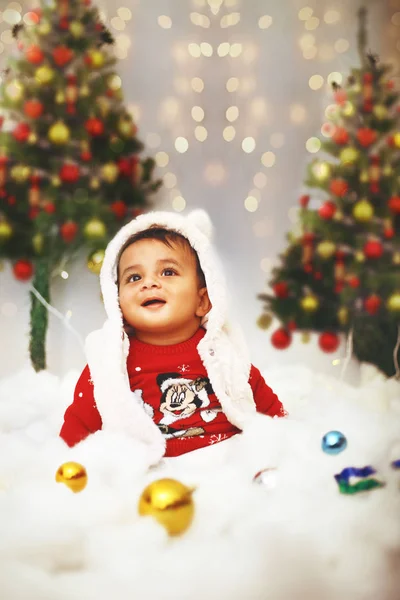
0;364;399;600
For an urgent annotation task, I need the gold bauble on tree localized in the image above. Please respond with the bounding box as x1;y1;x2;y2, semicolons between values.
90;177;100;189
373;105;388;120
340;147;359;165
87;49;105;68
0;221;13;243
48;121;70;145
342;101;355;117
35;65;55;85
5;80;24;102
69;20;84;38
84;218;107;240
352;198;374;222
101;162;119;183
38;19;51;35
393;252;400;266
55;462;88;493
118;118;136;138
87;249;105;274
11;164;31;183
32;233;44;254
301;331;310;343
80;84;90;97
51;175;61;187
382;165;393;177
359;170;369;183
393;132;400;148
55;90;65;104
28;133;37;144
338;307;349;325
257;313;272;330
355;251;365;263
316;240;336;259
300;295;319;312
387;292;400;313
138;478;195;536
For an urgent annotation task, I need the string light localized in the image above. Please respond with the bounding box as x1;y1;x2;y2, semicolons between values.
253;172;267;188
2;9;21;25
229;43;242;57
244;195;258;212
226;77;239;92
309;74;324;90
172;196;186;212
290;104;306;123
303;47;317;59
188;43;201;57
305;17;320;30
191;78;204;92
164;172;177;188
242;137;256;153
158;15;172;29
110;17;125;31
298;7;313;20
61;271;69;280
327;72;343;85
260;257;273;273
220;13;241;28
117;7;132;20
194;126;208;141
155;151;169;167
334;38;350;53
218;43;230;57
306;137;321;153
191;106;205;122
190;12;211;28
258;15;273;29
324;10;341;24
223;126;236;141
175;137;189;153
226;106;239;121
299;33;315;50
200;42;213;56
261;151;276;167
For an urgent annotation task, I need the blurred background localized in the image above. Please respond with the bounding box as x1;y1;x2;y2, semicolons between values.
0;0;398;380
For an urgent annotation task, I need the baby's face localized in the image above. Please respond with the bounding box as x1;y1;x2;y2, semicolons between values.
118;238;210;345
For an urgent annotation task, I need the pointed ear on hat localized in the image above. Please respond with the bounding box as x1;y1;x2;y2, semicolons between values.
187;209;213;240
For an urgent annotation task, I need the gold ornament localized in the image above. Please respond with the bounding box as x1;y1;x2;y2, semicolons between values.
300;295;319;312
393;252;400;266
80;84;90;97
48;121;70;145
101;162;119;183
28;133;37;144
90;177;100;189
312;161;331;181
316;240;336;259
333;210;343;222
355;251;365;263
301;332;310;344
257;313;272;330
35;65;55;85
32;233;44;254
96;96;110;117
382;165;393;177
87;249;105;274
387;292;400;313
84;218;107;240
51;175;61;187
11;164;31;183
69;20;84;38
118;118;135;138
5;80;24;102
0;221;13;243
55;90;65;104
373;105;388;120
340;147;359;165
338;307;349;325
138;478;195;536
352;199;374;222
342;101;355;117
55;461;88;493
88;50;105;68
359;170;369;183
38;20;51;35
393;132;400;148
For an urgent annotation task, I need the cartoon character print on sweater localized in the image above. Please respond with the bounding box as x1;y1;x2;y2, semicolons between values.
156;372;222;439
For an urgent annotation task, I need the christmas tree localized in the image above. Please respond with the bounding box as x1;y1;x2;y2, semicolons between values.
258;8;400;377
0;0;161;371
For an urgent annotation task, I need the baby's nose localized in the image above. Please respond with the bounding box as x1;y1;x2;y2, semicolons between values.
141;276;161;289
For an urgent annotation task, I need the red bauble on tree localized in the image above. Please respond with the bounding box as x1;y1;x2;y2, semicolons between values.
273;282;289;298
363;239;383;259
356;127;377;147
271;328;291;349
347;275;360;288
299;194;310;208
388;195;400;215
24;99;44;119
318;331;340;353
318;200;336;220
52;46;74;67
60;163;80;183
60;221;78;243
85;117;104;136
118;157;132;176
333;89;347;105
329;179;348;197
110;200;127;219
13;123;31;142
332;126;349;145
13;259;34;281
25;45;44;65
364;294;381;315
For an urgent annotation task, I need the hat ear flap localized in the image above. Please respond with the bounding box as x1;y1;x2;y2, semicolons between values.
187;209;213;240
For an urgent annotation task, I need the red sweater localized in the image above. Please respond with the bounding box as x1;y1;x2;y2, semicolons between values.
60;328;286;456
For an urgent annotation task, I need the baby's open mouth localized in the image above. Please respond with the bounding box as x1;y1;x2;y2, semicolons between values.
142;298;166;307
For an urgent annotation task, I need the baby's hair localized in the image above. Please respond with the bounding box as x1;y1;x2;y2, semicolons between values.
116;226;206;288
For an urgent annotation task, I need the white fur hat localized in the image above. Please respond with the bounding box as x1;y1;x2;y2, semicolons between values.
85;209;256;463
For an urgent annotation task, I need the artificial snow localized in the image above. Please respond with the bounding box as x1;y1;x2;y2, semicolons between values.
0;364;399;600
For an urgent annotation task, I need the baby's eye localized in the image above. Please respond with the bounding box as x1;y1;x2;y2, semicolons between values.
162;268;177;276
128;273;141;282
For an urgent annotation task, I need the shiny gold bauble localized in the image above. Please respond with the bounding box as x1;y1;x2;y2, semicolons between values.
352;199;374;222
0;221;13;242
55;461;87;493
90;177;100;190
55;90;65;104
80;84;90;97
373;104;388;120
316;240;336;259
338;307;349;325
300;295;319;312
11;164;31;183
48;121;70;145
387;292;400;313
5;80;24;102
382;165;393;177
257;313;272;330
88;49;105;68
393;252;400;266
333;210;343;222
118;118;135;138
35;65;55;85
312;161;331;181
28;133;37;144
393;132;400;148
38;20;51;35
340;147;359;165
301;331;310;344
355;251;365;263
96;96;110;117
32;233;44;254
342;101;355;117
87;249;105;275
359;170;369;183
69;20;84;38
138;478;195;536
51;175;61;187
84;218;107;240
101;162;119;183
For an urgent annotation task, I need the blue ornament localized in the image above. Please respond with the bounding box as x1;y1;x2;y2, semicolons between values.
322;430;347;455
